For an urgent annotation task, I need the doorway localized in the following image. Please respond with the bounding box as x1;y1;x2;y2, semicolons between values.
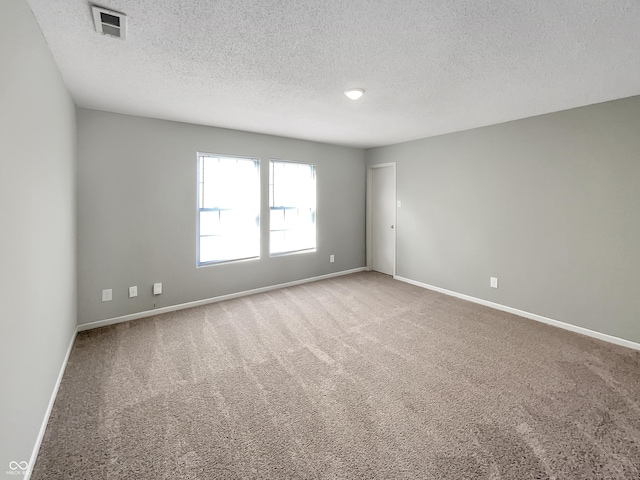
366;163;396;275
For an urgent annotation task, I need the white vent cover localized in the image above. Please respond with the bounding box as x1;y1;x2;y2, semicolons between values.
91;5;126;40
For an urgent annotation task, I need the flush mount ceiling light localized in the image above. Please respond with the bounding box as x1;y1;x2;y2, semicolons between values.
344;88;365;100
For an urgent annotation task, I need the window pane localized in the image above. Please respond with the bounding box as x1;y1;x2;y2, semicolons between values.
199;235;220;264
197;154;260;264
270;208;285;231
199;210;220;236
269;160;316;255
270;230;286;255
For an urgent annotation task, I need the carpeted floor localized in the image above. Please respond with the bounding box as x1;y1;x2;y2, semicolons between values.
32;272;640;479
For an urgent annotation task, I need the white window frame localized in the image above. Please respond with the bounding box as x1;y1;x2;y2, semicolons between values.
269;159;317;257
196;152;261;266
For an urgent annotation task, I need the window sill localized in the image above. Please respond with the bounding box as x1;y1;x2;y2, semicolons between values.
269;249;316;258
197;255;260;268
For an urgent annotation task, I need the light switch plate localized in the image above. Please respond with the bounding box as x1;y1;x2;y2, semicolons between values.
102;289;112;302
490;277;499;289
129;286;138;298
153;282;162;295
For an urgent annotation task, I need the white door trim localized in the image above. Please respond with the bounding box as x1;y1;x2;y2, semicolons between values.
366;162;397;275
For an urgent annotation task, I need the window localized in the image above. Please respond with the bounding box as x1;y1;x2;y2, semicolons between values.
269;160;317;255
197;154;260;265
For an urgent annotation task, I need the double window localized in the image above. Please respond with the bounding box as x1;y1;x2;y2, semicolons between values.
197;154;316;265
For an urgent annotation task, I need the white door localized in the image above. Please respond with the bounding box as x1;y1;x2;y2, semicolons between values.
371;166;395;275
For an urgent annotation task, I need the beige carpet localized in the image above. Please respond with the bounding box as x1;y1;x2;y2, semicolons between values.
32;272;640;479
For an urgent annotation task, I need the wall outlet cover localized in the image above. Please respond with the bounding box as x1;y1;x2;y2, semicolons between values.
490;277;499;288
129;286;138;298
153;282;162;295
102;289;112;302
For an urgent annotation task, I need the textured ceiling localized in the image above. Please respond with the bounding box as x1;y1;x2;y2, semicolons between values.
26;0;640;148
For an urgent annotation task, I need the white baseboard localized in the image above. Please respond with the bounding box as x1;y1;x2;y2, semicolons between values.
78;267;368;332
394;275;640;352
25;326;78;480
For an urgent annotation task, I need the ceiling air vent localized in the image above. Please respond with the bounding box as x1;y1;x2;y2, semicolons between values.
91;5;127;40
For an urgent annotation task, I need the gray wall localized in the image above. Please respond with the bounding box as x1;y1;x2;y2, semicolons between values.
0;0;77;474
367;96;640;344
76;108;366;324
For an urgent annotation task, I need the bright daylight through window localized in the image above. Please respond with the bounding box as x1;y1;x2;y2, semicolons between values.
197;154;260;265
269;160;317;255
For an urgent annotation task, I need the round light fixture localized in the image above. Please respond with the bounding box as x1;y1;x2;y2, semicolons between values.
344;88;364;100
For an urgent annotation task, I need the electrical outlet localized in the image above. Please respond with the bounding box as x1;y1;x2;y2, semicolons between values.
490;277;499;289
330;254;335;263
102;289;112;302
129;286;138;298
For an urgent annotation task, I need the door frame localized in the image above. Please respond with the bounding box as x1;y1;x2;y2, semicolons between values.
366;162;397;276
